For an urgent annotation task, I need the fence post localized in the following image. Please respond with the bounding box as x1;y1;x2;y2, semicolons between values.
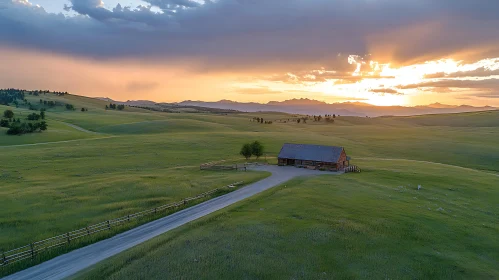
154;208;157;214
107;220;111;230
127;215;130;222
2;251;6;265
30;243;34;259
87;227;91;236
67;232;71;244
183;199;187;205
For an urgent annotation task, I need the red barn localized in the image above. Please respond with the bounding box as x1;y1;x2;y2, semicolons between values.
277;143;350;171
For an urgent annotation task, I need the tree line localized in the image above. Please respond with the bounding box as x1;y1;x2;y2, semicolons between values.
2;109;48;135
240;141;264;159
106;103;125;110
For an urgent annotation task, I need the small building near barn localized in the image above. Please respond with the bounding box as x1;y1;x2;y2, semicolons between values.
277;143;350;171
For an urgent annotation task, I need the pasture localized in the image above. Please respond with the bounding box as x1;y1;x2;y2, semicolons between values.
1;93;498;278
75;159;499;280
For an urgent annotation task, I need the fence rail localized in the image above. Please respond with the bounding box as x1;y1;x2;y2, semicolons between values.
200;163;247;171
0;181;243;267
344;165;361;173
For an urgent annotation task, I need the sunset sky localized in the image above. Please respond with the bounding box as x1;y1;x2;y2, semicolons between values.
1;0;499;106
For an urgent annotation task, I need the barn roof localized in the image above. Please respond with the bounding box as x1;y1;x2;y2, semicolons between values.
278;143;345;163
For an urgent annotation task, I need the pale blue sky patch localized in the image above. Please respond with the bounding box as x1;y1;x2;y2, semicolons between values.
30;0;148;14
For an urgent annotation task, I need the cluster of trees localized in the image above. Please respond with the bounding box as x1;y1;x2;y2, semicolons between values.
252;117;273;124
1;89;69;106
81;108;88;112
240;141;264;160
40;99;60;107
2;109;48;135
27;112;43;120
0;89;25;105
65;104;75;110
310;114;336;122
26;90;67;96
106;103;125;110
7;121;48;135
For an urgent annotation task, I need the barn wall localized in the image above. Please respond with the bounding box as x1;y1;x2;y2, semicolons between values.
336;149;348;169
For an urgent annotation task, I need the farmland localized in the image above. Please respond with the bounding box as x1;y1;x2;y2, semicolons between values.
75;159;499;279
1;93;498;278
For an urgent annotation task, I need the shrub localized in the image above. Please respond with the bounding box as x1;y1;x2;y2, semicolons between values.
3;109;14;119
0;119;9;127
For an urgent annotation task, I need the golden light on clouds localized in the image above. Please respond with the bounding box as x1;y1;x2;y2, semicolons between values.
1;47;499;107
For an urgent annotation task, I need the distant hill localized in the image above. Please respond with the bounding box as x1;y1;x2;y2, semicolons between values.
96;97;495;117
178;99;496;117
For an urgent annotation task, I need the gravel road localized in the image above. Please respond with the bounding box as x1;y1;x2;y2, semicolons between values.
3;166;337;280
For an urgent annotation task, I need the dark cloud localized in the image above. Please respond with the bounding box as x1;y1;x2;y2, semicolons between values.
1;0;499;73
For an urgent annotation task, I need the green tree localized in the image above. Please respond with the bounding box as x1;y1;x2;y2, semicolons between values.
240;143;253;160
3;109;14;119
250;141;264;159
0;119;9;127
39;121;48;131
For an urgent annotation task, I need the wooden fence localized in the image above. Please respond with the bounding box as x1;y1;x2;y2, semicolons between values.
344;165;361;173
0;182;243;267
200;162;247;171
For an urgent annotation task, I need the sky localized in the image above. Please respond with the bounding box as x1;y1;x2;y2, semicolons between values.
1;0;499;106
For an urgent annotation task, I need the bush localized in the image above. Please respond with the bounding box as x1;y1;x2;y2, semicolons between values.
0;119;9;127
3;109;14;119
27;113;41;121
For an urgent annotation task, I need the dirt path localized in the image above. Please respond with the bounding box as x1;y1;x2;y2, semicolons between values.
0;136;116;149
3;166;337;280
60;122;101;134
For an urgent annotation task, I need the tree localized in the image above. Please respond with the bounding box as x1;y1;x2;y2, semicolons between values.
3;109;14;119
260;118;264;124
81;108;86;112
40;109;45;120
39;121;48;131
297;119;301;123
250;141;264;159
0;119;9;127
240;143;252;159
27;113;40;121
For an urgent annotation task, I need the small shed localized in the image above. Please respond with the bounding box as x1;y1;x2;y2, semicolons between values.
277;143;349;171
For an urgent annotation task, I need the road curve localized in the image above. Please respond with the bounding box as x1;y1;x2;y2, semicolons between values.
4;166;336;280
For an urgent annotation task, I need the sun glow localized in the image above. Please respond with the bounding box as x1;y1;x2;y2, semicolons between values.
366;94;408;106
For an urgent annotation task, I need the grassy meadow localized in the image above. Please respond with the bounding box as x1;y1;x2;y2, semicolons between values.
75;159;499;280
1;93;498;278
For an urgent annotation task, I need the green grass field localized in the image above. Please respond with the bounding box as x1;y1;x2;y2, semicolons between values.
75;160;499;280
1;93;498;278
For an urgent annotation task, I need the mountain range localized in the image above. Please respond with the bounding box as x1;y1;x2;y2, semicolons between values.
98;97;496;117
